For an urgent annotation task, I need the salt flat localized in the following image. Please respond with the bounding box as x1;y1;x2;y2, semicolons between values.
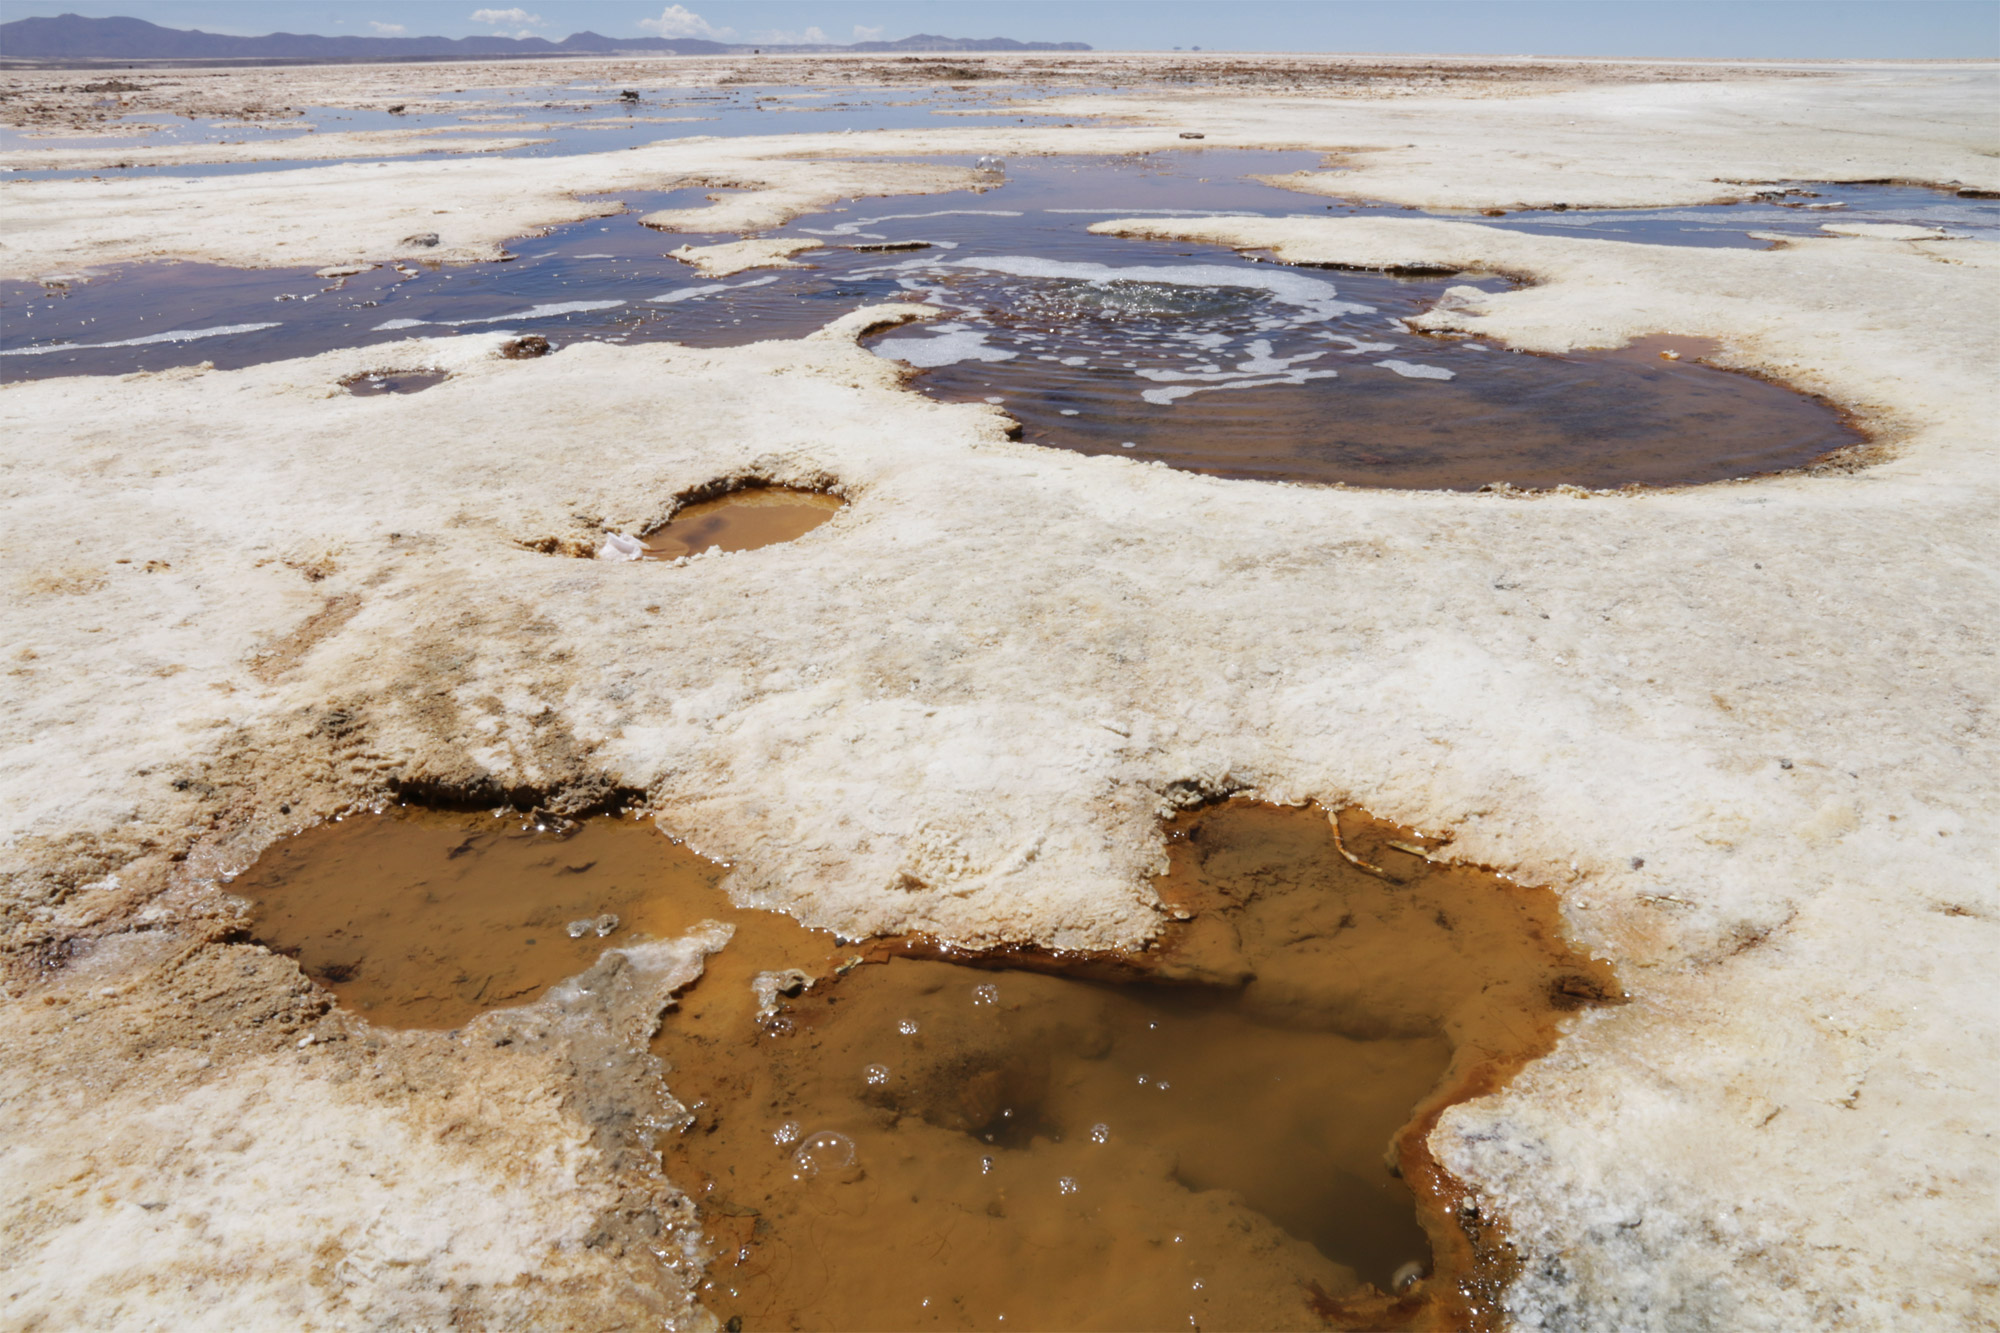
1;53;1994;1331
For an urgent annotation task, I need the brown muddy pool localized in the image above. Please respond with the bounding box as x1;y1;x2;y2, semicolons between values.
231;806;735;1028
234;800;1615;1331
641;486;845;559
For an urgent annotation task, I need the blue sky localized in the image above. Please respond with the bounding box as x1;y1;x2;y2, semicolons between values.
2;1;1995;57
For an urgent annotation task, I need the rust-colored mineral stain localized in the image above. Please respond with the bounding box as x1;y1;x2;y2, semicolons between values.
656;802;1617;1332
231;807;789;1030
641;487;844;559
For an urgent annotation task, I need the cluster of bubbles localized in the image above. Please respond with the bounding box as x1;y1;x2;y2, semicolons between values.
564;913;619;938
973;155;1007;174
972;982;1000;1006
864;1063;890;1086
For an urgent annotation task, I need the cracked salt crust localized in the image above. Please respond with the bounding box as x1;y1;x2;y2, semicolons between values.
2;57;1996;1332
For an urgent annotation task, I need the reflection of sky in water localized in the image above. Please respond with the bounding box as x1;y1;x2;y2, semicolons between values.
0;82;1107;177
1448;183;2000;247
3;150;1992;410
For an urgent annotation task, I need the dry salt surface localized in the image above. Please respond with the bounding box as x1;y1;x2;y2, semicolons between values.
1;56;1996;1331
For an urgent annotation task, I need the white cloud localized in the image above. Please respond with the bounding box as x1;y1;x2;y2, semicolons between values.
852;24;886;40
470;7;545;25
367;20;407;34
753;25;833;44
637;5;734;39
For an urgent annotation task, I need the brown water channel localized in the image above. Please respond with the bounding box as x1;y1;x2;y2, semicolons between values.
234;800;1615;1330
1;151;1888;489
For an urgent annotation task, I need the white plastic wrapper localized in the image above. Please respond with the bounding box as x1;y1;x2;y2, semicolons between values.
596;532;644;561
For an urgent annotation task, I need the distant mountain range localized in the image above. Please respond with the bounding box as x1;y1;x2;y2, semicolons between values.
0;13;1090;62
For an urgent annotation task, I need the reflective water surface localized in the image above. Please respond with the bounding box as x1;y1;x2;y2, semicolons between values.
231;801;1618;1330
3;151;1886;489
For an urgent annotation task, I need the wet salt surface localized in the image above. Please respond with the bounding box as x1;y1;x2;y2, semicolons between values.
234;800;1614;1330
0;81;1102;179
3;150;1917;487
1446;181;2000;248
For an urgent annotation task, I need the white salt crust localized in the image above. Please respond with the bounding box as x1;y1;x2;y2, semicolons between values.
1;57;1995;1333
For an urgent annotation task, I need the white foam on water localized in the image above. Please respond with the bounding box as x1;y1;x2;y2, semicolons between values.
849;257;946;278
873;329;1018;368
1040;208;1247;216
797;209;1024;239
1141;371;1337;406
0;321;280;356
1316;333;1399;354
373;318;428;330
445;300;625;325
649;277;780;303
948;256;1374;321
1375;359;1456;380
1137;340;1326;384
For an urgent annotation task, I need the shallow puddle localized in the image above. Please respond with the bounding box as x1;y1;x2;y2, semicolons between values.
232;799;1613;1328
231;806;742;1029
341;369;447;395
654;801;1617;1331
641;486;845;559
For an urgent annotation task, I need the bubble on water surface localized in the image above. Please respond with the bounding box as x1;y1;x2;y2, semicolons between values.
898;1018;919;1035
1089;1123;1110;1144
864;1063;890;1085
773;1121;801;1147
971;982;999;1006
1058;1176;1078;1195
790;1130;856;1178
